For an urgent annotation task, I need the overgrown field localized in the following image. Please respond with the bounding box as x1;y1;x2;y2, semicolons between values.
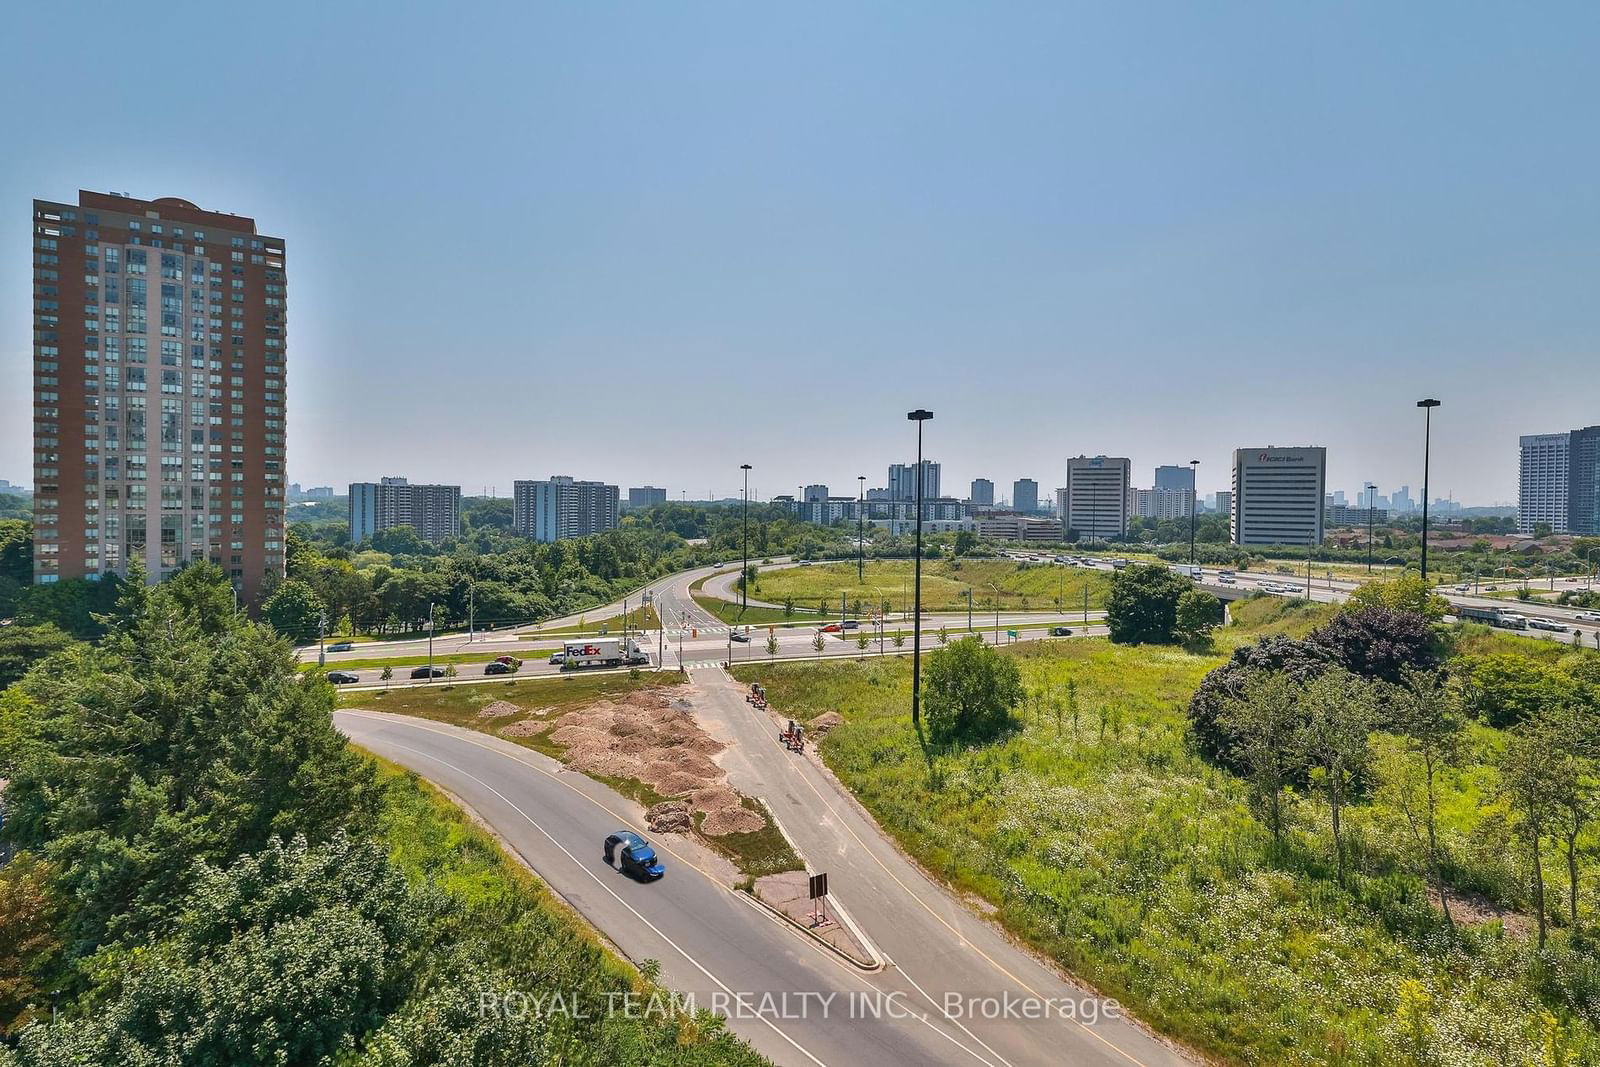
747;559;1113;614
734;605;1600;1065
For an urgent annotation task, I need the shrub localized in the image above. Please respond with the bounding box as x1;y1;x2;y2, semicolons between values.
922;637;1023;745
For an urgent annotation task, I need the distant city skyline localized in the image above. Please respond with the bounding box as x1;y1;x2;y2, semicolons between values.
5;4;1593;510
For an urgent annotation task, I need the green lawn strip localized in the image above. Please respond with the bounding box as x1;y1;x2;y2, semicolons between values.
749;560;1113;615
344;673;799;880
523;603;663;637
301;649;554;673
366;755;767;1064
728;619;1594;1064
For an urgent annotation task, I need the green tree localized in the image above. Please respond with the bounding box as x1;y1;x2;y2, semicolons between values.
856;633;869;656
766;633;778;659
0;852;59;1034
922;637;1024;744
2;571;382;955
380;665;393;690
0;519;30;586
783;596;796;618
1458;653;1581;729
1218;672;1303;847
263;579;327;644
1375;667;1464;923
954;529;977;556
0;625;74;692
1501;722;1559;947
1104;564;1193;644
811;632;825;653
1345;574;1448;621
1174;589;1221;647
1297;668;1377;884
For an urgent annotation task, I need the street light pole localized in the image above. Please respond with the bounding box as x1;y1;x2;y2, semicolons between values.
857;475;866;583
1365;482;1376;574
427;600;434;682
908;409;933;730
1189;459;1199;565
1417;399;1441;585
740;464;752;612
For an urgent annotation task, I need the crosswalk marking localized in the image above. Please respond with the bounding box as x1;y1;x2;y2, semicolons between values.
681;660;726;671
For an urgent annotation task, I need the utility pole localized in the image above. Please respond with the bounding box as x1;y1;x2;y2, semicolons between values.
967;586;973;633
1417;399;1441;585
1083;582;1089;625
467;581;475;643
740;464;752;612
907;409;933;730
427;600;435;681
318;610;327;668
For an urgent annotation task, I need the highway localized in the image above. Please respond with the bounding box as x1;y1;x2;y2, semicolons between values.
337;709;1191;1067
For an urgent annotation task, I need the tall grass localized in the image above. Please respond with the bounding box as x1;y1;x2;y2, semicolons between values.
734;628;1600;1065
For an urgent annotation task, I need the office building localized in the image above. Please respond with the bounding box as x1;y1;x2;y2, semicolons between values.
627;486;667;509
1214;490;1232;517
1570;426;1600;536
0;479;29;496
1517;433;1569;533
803;484;830;502
514;476;620;542
888;460;940;501
31;191;288;602
1129;487;1193;520
1012;478;1039;514
349;478;461;545
1231;447;1327;545
1059;456;1131;541
1154;465;1195;492
977;516;1060;542
969;478;994;507
1391;485;1413;513
1326;505;1389;528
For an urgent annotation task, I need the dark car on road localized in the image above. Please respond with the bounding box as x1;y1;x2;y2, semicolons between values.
548;652;566;665
327;641;354;652
730;630;750;642
603;830;665;881
484;660;517;675
327;670;360;684
841;620;859;630
1049;627;1073;637
409;666;446;679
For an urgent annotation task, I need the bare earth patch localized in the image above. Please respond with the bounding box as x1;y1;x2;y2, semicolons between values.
477;700;524;720
498;718;549;738
541;690;764;837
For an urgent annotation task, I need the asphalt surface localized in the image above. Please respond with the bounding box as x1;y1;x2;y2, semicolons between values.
337;709;1190;1067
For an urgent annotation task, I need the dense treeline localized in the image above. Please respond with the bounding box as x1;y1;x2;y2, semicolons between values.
275;501;852;640
0;562;766;1065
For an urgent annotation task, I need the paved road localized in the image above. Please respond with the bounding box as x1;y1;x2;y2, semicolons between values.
337;709;1188;1066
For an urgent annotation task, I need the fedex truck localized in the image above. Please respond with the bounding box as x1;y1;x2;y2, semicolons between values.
562;638;650;668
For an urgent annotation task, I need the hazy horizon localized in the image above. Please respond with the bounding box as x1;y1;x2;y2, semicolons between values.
5;3;1595;507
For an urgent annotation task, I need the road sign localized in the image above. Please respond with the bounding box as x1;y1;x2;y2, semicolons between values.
1007;629;1018;639
808;872;829;900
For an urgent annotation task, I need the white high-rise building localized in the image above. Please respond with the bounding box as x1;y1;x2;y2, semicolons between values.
1519;433;1570;534
1231;447;1326;545
1129;487;1193;520
513;476;620;542
1060;456;1130;541
349;478;461;545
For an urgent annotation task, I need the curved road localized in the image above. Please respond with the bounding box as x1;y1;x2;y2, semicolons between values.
338;710;1190;1067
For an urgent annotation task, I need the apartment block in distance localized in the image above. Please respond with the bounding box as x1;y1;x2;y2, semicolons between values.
31;191;288;603
348;477;461;545
514;476;620;541
627;486;667;509
969;478;994;507
1059;456;1130;541
1231;446;1327;545
1012;478;1039;514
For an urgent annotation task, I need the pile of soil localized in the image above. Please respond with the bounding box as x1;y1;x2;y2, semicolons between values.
543;691;762;837
646;800;694;834
498;718;548;738
477;700;523;720
808;711;844;735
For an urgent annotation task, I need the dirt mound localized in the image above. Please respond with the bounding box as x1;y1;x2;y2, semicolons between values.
701;805;766;836
539;685;771;839
477;700;523;719
498;718;547;738
809;711;844;734
646;800;694;834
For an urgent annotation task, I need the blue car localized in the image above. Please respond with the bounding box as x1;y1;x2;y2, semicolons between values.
603;830;666;881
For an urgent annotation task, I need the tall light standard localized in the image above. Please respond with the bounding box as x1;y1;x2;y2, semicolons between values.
907;409;933;730
740;464;752;611
1188;459;1200;564
857;475;866;583
1364;482;1376;574
1417;399;1441;585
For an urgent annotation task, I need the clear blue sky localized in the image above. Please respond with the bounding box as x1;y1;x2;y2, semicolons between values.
4;2;1596;505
